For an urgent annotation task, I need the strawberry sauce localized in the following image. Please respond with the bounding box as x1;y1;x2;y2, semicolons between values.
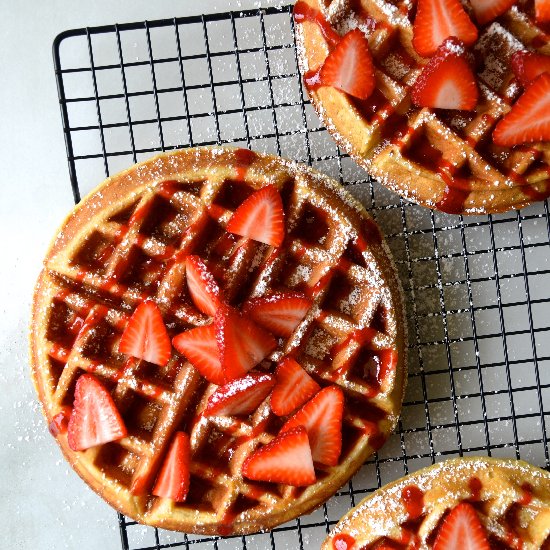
401;485;424;520
234;148;257;181
468;476;482;501
332;533;356;550
293;1;340;48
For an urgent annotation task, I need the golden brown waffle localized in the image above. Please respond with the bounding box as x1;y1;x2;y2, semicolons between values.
294;0;550;214
30;147;407;535
323;457;550;549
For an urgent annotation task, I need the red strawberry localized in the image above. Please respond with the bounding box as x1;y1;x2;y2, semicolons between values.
433;502;490;550
48;406;72;437
215;304;277;383
204;373;275;416
270;357;321;416
412;0;478;57
242;292;312;338
67;374;127;451
242;426;316;486
319;28;375;100
185;255;222;316
226;185;285;247
511;51;550;87
493;73;550;147
470;0;515;25
281;385;344;466
173;325;225;385
119;300;171;366
536;0;550;23
411;37;478;111
152;431;190;501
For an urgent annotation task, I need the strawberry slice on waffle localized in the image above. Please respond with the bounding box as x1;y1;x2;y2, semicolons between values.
511;51;550;87
412;0;478;57
185;255;223;316
470;0;516;25
226;184;285;247
119;300;171;366
433;502;490;549
318;28;375;100
204;373;275;416
270;357;321;416
536;0;550;23
493;73;550;147
242;426;316;486
67;374;127;451
411;37;478;111
242;292;312;338
281;385;344;466
152;432;191;502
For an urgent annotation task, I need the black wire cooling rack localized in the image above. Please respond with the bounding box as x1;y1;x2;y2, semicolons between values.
52;5;550;549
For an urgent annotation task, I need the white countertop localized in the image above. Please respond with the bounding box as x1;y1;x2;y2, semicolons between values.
0;2;287;549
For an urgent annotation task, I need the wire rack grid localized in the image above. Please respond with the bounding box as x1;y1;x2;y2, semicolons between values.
52;5;550;549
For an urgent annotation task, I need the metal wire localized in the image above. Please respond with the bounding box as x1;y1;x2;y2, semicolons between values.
52;5;550;549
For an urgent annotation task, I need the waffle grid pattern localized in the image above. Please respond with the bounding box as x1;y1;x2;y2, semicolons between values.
51;4;549;549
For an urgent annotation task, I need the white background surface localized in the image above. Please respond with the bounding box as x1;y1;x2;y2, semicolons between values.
0;2;285;549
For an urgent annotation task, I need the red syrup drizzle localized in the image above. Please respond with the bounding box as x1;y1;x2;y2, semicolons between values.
401;485;424;520
468;476;482;501
294;1;340;48
234;148;257;181
519;482;533;506
333;533;356;550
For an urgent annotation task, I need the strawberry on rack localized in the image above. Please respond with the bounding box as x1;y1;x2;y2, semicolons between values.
536;0;550;23
270;357;321;416
433;502;490;549
470;0;516;25
119;300;172;366
319;28;375;100
185;255;222;316
67;374;127;451
511;51;550;87
173;324;225;385
411;37;478;111
215;304;277;382
242;292;312;338
493;73;550;147
226;184;285;247
204;373;275;416
242;426;316;486
152;431;190;502
281;385;344;466
412;0;478;57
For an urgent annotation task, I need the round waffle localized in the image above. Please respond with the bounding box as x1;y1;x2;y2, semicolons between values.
294;0;550;214
322;457;550;549
30;147;407;535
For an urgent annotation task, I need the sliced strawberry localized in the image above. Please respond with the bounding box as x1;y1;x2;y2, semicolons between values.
281;385;344;466
226;185;285;247
242;292;312;338
470;0;515;25
242;426;316;486
173;325;225;385
412;0;478;57
511;51;550;87
270;357;321;416
433;502;490;550
67;374;127;451
493;73;550;147
215;304;277;383
185;255;222;316
119;300;171;366
204;373;275;416
319;28;375;100
536;0;550;23
411;37;478;111
48;406;72;437
152;431;190;501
